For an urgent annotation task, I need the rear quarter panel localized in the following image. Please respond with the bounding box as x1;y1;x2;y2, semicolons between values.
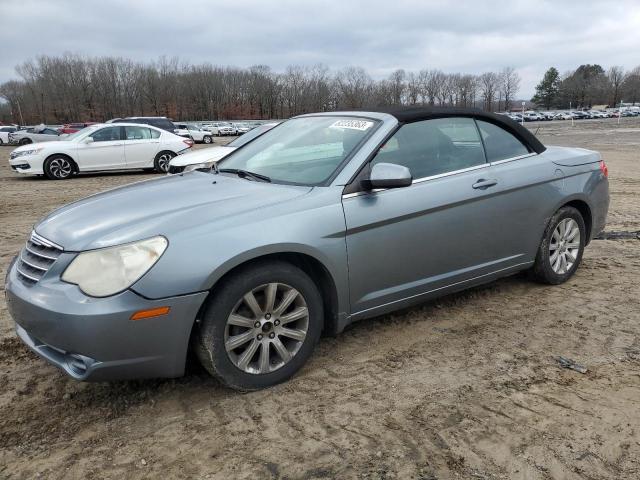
490;146;607;263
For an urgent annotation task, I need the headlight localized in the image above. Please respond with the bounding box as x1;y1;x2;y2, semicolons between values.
183;161;214;173
11;148;43;158
61;236;168;297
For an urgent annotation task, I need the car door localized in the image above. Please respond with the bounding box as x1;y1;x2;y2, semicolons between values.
474;119;553;264
174;124;189;138
76;126;125;170
343;116;517;315
123;126;160;168
187;125;202;141
34;128;59;143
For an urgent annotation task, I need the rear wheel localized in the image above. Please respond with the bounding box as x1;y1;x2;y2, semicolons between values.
154;151;175;173
195;261;323;390
43;155;74;180
530;206;585;284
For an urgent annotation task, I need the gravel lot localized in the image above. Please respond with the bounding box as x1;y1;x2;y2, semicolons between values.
1;120;639;479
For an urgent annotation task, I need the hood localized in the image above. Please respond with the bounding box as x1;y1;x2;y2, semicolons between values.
13;140;69;152
169;146;235;167
35;172;312;251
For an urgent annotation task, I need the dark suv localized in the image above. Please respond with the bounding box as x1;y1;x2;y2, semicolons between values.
111;117;177;133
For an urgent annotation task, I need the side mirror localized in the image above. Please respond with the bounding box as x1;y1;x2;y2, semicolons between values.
82;137;94;144
361;162;412;190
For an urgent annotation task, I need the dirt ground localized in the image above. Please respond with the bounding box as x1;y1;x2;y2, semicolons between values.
0;119;639;480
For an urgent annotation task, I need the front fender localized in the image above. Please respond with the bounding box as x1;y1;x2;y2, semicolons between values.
130;187;350;315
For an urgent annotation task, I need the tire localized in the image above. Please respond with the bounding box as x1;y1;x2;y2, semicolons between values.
0;138;3;145
203;135;213;144
19;138;32;145
530;206;586;284
195;260;323;390
154;151;175;173
43;155;74;180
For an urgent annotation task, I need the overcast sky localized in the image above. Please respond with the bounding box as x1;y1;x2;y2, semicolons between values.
1;0;639;98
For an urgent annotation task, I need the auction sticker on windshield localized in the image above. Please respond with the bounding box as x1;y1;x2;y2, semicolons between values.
330;119;373;131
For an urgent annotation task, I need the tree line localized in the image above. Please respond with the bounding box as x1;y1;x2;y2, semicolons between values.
0;54;522;124
3;55;638;125
532;64;640;109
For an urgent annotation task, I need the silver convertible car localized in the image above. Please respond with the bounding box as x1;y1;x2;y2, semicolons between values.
5;108;609;390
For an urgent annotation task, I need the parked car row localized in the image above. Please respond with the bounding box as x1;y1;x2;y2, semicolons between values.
2;117;271;147
6;119;281;180
499;108;640;122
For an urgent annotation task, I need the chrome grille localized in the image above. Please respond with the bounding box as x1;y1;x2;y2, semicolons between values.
16;232;63;284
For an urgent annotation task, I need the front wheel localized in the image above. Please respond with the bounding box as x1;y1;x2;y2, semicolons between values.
43;156;74;180
203;135;213;144
154;151;175;173
195;261;323;390
19;138;32;145
530;206;585;284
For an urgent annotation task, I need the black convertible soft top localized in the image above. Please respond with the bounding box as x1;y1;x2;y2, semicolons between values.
370;106;546;154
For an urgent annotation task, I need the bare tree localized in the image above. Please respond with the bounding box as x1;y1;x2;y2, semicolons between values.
500;67;520;111
333;66;373;109
3;54;636;125
607;66;625;107
622;66;640;105
479;72;500;111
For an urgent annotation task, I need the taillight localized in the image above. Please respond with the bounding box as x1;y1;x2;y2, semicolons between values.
599;159;608;178
183;139;194;148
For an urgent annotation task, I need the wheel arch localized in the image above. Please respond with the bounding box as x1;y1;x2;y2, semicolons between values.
202;250;341;336
561;198;593;244
44;152;79;173
156;149;178;157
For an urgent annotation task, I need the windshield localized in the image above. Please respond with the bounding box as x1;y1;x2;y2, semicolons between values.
219;116;378;185
227;124;276;148
65;125;101;141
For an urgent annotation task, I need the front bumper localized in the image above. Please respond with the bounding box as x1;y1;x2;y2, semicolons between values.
9;153;44;174
5;256;208;381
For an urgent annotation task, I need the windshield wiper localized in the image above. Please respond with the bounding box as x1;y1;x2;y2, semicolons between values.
218;168;271;183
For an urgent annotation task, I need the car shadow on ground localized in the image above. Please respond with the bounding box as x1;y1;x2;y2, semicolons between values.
30;271;536;415
5;170;158;182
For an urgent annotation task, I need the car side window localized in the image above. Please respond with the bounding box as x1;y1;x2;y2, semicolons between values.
124;126;152;140
372;117;486;179
475;120;530;162
149;128;161;139
43;128;59;135
90;127;122;142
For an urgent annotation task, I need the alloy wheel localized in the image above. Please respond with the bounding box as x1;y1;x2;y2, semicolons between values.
49;158;72;179
549;218;581;274
157;153;173;172
224;283;309;374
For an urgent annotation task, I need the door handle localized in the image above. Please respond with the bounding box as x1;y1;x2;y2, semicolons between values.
472;178;498;190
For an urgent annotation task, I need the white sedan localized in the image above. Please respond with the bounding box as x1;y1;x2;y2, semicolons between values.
0;125;19;145
168;122;279;173
9;123;193;180
173;123;215;144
